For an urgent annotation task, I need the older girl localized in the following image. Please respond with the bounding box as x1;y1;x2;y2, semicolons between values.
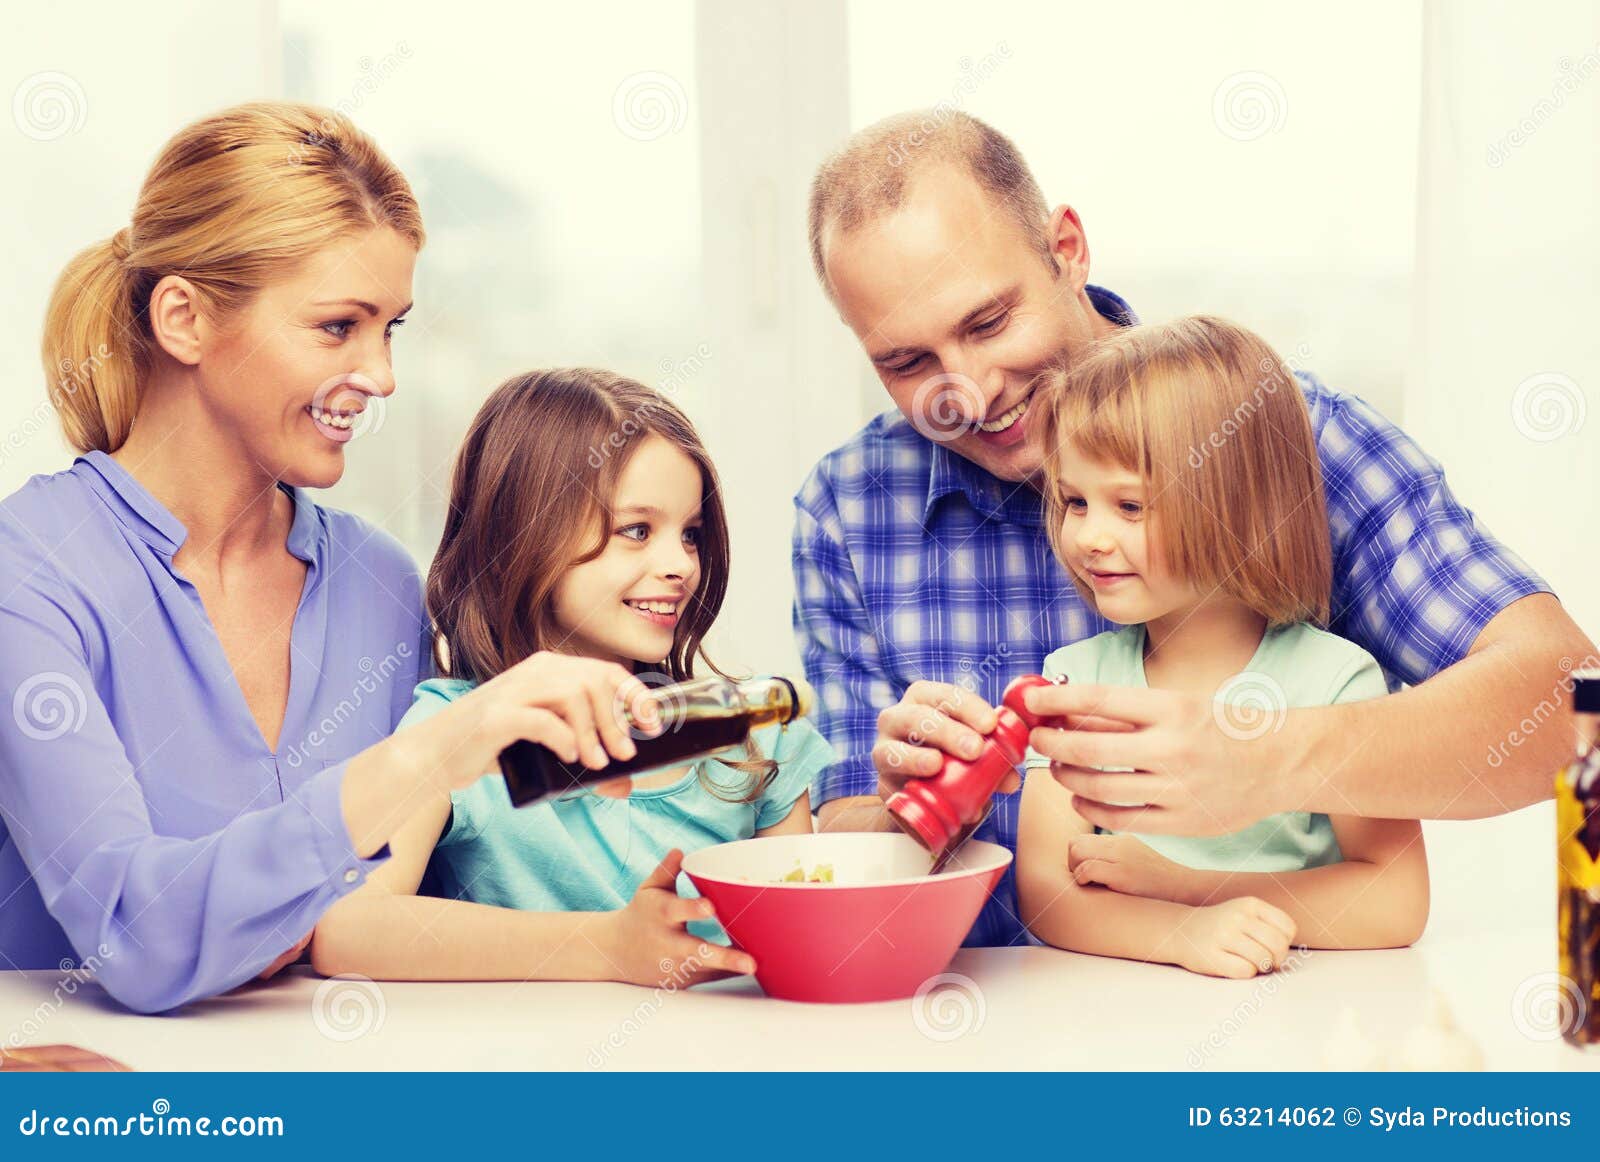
310;369;829;986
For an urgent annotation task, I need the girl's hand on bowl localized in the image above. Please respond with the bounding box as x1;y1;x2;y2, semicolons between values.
601;850;757;988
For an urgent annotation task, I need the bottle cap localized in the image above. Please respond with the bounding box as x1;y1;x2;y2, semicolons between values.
779;675;815;719
790;675;816;717
1576;671;1600;714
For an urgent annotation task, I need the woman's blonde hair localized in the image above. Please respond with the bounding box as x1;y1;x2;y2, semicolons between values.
1031;316;1332;627
41;101;425;454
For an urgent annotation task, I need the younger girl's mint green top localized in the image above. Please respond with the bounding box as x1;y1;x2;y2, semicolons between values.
1023;621;1389;872
399;678;832;942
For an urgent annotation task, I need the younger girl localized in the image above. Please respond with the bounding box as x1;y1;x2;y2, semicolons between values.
311;369;828;986
1018;317;1429;979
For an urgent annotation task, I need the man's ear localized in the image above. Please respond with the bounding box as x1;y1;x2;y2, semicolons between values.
1045;204;1091;290
146;274;205;367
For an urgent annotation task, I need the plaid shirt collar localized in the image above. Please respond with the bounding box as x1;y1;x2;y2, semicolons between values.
920;283;1140;530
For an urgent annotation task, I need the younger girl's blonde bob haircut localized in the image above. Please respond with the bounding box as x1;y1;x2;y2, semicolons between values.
1031;315;1332;627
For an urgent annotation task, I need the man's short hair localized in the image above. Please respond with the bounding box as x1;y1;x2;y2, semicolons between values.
807;109;1055;302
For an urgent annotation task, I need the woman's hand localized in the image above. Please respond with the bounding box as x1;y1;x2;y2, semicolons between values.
344;652;652;855
394;651;658;797
1171;897;1296;979
1067;833;1188;902
599;850;757;987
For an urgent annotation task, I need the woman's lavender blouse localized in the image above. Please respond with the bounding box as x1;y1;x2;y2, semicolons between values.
0;452;428;1011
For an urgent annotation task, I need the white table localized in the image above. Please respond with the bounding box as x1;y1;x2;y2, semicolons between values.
3;920;1597;1071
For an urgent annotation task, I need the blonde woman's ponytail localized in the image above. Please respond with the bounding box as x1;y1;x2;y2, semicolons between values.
41;227;144;453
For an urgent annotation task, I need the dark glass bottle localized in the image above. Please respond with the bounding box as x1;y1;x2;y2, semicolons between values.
497;675;813;807
1557;670;1600;1048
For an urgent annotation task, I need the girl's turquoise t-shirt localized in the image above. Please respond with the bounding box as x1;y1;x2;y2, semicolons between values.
399;677;832;942
1024;621;1389;872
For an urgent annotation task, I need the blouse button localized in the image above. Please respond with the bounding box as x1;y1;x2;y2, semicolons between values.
343;869;359;884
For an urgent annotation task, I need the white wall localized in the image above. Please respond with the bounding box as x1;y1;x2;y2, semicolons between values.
1409;0;1598;637
1;3;273;493
1409;0;1600;942
848;0;1423;427
693;0;867;677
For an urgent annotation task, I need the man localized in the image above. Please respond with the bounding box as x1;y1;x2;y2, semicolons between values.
792;109;1595;946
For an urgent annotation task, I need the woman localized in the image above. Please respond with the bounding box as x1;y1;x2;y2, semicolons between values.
0;102;647;1013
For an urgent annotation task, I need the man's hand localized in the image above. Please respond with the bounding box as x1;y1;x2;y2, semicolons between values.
1023;682;1289;836
871;680;1002;799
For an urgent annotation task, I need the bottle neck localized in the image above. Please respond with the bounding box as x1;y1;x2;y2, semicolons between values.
635;675;802;732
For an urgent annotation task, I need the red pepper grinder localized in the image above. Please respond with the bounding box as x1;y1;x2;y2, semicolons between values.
887;674;1056;871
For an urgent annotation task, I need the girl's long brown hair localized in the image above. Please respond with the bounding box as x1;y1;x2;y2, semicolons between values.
428;367;774;799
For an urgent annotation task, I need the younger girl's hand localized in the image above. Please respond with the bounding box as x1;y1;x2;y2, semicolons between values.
1172;897;1296;979
601;850;756;988
1068;833;1187;901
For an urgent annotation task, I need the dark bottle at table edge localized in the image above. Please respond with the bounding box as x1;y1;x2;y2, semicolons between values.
1557;669;1600;1048
498;674;814;808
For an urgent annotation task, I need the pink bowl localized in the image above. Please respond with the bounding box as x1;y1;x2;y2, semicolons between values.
681;833;1011;1003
